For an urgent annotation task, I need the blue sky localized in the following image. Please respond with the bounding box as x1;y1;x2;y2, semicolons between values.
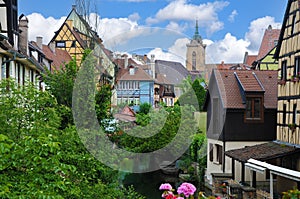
18;0;287;64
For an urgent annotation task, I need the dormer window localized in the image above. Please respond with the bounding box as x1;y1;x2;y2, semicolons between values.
245;96;264;122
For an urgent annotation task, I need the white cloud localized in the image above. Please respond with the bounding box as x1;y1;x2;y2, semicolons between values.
147;37;189;65
128;12;141;22
165;21;188;33
228;10;238;22
146;0;229;35
204;16;281;64
26;13;66;44
205;33;251;64
245;16;281;51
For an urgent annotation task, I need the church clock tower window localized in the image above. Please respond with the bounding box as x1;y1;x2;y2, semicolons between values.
192;51;196;70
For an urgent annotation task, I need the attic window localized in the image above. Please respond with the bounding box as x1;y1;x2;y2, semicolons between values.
56;41;66;48
245;96;264;122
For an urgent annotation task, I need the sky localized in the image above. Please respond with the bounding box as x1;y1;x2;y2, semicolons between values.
18;0;287;65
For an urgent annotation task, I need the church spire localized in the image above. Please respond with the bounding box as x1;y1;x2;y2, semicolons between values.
193;20;202;41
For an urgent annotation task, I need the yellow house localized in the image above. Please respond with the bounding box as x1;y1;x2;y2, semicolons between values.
48;6;117;105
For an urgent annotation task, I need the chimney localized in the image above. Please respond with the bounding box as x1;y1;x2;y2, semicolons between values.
151;54;155;79
18;15;29;55
49;42;56;54
143;54;147;63
36;36;43;50
72;5;77;11
124;55;128;69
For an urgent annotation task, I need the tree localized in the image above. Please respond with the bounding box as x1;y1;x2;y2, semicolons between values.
0;80;144;198
44;49;112;129
176;77;206;111
118;105;197;157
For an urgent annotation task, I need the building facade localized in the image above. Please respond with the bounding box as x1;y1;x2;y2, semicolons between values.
203;69;278;185
0;0;44;89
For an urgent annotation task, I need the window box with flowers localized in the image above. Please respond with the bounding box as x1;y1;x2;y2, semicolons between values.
288;123;296;131
278;79;286;85
291;74;300;82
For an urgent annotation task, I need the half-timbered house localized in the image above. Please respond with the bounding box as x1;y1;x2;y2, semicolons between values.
0;0;44;89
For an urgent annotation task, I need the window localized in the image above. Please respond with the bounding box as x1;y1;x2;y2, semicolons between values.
293;104;297;125
56;41;66;48
291;14;296;35
71;41;76;47
216;144;223;164
245;97;263;121
210;144;223;164
295;57;300;77
283;104;287;125
281;60;287;80
192;51;196;70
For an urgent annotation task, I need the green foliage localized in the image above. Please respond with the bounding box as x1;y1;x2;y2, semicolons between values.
176;77;206;111
0;80;143;198
282;188;300;199
44;49;112;129
119;105;197;157
138;102;151;114
95;84;112;122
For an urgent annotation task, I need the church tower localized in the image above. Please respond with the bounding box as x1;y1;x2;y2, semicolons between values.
186;20;206;71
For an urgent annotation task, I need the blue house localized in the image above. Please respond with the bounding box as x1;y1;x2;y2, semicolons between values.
116;63;154;110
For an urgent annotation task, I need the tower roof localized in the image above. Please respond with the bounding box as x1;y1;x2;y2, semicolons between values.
193;20;202;41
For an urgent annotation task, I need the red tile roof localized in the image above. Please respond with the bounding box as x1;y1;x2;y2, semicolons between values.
257;25;280;60
213;69;278;109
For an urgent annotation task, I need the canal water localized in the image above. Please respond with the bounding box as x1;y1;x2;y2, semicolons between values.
122;169;208;199
122;170;183;198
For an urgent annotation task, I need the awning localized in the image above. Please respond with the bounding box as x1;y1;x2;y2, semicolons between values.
225;141;300;163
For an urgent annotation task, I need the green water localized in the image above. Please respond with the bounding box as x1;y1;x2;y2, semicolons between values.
123;170;182;199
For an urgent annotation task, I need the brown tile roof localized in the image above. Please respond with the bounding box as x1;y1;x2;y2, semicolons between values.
156;74;171;85
244;55;257;66
225;141;300;163
29;41;72;71
114;106;136;122
257;25;280;60
117;66;153;81
217;61;238;70
213;69;278;109
42;45;72;70
235;71;264;92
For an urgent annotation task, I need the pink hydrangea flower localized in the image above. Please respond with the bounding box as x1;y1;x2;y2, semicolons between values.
177;182;196;197
159;183;173;191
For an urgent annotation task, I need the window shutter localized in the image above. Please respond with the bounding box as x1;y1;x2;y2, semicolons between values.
209;143;213;162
